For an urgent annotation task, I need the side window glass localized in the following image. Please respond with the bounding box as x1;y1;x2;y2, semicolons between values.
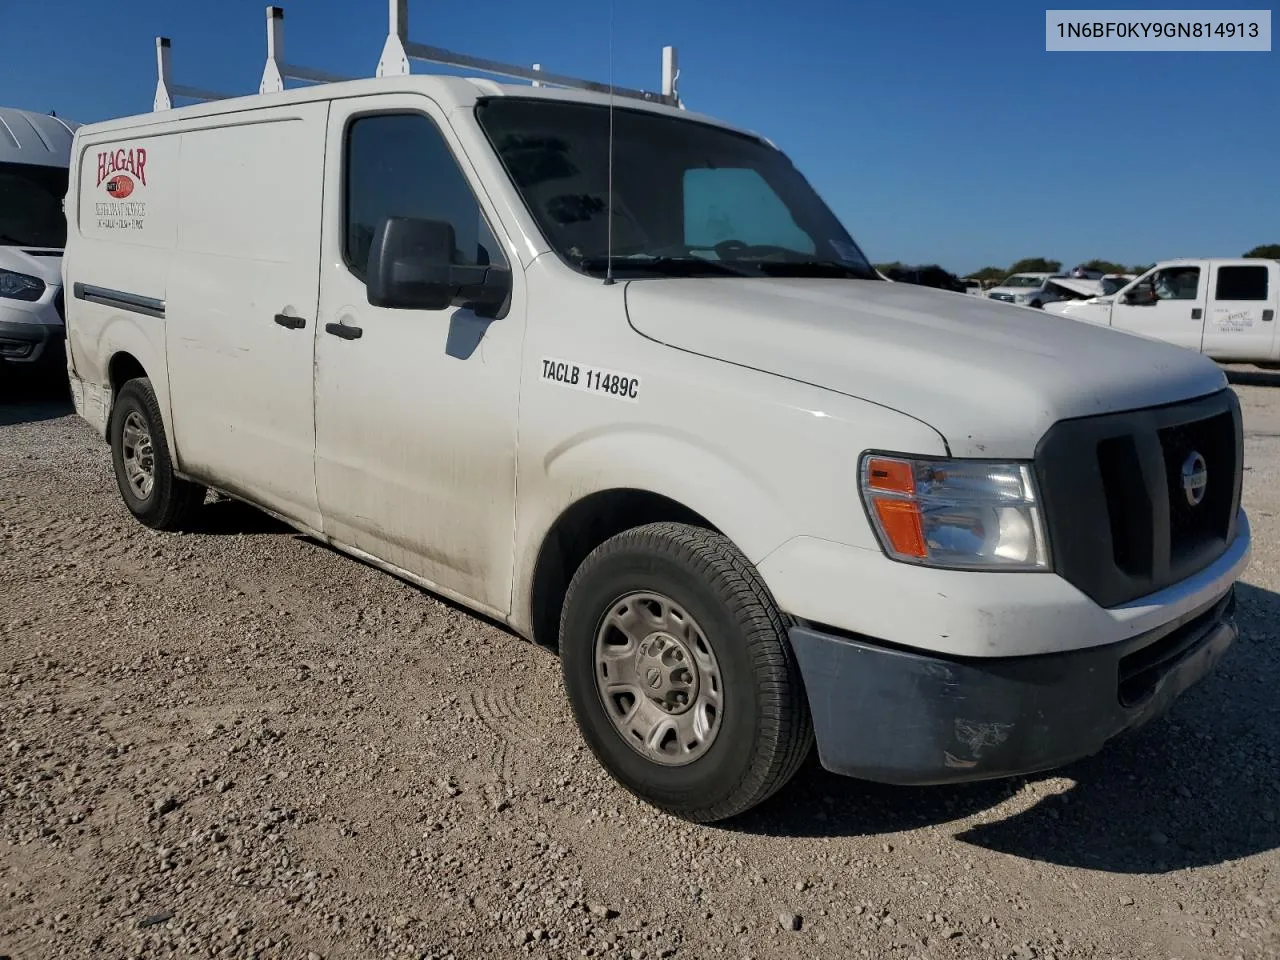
682;167;814;254
345;112;506;278
1215;265;1269;301
1152;267;1200;301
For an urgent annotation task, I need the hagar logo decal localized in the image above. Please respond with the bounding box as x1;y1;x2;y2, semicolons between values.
93;145;149;234
105;175;134;199
96;146;147;190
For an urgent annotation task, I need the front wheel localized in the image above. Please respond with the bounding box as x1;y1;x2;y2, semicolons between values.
559;522;813;822
109;377;206;530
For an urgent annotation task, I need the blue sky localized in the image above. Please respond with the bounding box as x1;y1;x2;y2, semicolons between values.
4;0;1276;273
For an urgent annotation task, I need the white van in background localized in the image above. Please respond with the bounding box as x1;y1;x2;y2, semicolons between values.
1048;258;1280;368
62;72;1249;823
0;106;79;372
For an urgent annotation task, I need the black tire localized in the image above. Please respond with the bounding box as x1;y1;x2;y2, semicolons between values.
109;377;205;530
560;522;813;822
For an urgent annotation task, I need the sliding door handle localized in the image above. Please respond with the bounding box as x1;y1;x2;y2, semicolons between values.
325;321;363;340
274;313;306;329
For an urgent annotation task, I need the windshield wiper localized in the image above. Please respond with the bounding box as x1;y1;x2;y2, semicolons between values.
576;256;753;279
746;259;878;280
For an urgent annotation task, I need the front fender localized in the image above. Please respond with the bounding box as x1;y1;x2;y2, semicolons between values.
508;381;947;639
542;423;791;562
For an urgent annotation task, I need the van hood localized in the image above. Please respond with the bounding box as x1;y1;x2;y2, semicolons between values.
0;246;64;285
623;277;1226;458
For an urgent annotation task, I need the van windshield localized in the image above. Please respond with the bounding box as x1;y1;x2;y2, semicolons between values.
475;97;878;281
0;162;68;248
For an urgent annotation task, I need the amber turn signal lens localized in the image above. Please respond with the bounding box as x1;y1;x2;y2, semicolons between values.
870;497;927;558
864;457;915;495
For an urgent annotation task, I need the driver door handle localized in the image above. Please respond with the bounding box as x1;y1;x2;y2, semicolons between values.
274;313;306;329
1191;308;1202;320
325;321;363;340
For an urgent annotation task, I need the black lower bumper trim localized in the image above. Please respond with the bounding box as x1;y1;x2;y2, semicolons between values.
0;319;65;366
789;587;1237;786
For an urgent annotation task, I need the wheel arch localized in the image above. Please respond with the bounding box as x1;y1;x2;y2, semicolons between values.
107;350;148;397
525;488;723;651
99;329;178;464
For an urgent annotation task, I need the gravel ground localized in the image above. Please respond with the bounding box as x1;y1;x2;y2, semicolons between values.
2;368;1278;960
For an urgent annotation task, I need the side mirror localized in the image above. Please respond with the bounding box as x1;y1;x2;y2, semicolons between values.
366;216;511;318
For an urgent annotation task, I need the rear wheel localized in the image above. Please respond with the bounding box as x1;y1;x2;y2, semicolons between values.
559;522;813;822
109;377;205;530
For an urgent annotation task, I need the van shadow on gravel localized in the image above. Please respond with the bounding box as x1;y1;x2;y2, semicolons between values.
725;582;1280;875
186;496;295;536
0;373;72;425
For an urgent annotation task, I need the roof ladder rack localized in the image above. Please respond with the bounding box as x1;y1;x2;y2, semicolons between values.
375;0;682;108
259;5;356;94
153;37;233;111
154;1;683;112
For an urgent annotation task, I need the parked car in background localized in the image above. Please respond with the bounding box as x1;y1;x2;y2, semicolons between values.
1048;258;1279;368
0;106;79;372
960;277;985;295
990;271;1140;311
1066;265;1105;280
985;272;1064;308
1101;273;1137;295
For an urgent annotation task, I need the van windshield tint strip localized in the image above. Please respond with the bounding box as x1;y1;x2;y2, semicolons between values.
474;98;877;281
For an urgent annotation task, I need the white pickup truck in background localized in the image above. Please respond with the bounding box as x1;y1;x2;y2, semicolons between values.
1047;258;1280;368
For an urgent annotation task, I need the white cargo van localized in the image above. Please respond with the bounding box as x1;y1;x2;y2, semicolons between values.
63;70;1251;822
0;107;79;371
1048;258;1280;367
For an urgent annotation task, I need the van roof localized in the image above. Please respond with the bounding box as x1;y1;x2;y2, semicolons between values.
72;74;766;144
0;106;80;167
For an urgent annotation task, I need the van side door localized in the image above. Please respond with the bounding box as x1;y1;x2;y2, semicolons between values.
1108;264;1207;352
165;102;330;529
313;95;525;616
1200;261;1276;361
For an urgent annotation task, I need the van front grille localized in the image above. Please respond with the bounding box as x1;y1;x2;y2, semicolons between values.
1035;390;1243;608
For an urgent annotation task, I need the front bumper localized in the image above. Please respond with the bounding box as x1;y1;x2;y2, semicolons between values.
790;586;1238;785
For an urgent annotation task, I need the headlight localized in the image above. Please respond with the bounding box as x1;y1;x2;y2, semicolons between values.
859;454;1050;571
0;268;46;302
